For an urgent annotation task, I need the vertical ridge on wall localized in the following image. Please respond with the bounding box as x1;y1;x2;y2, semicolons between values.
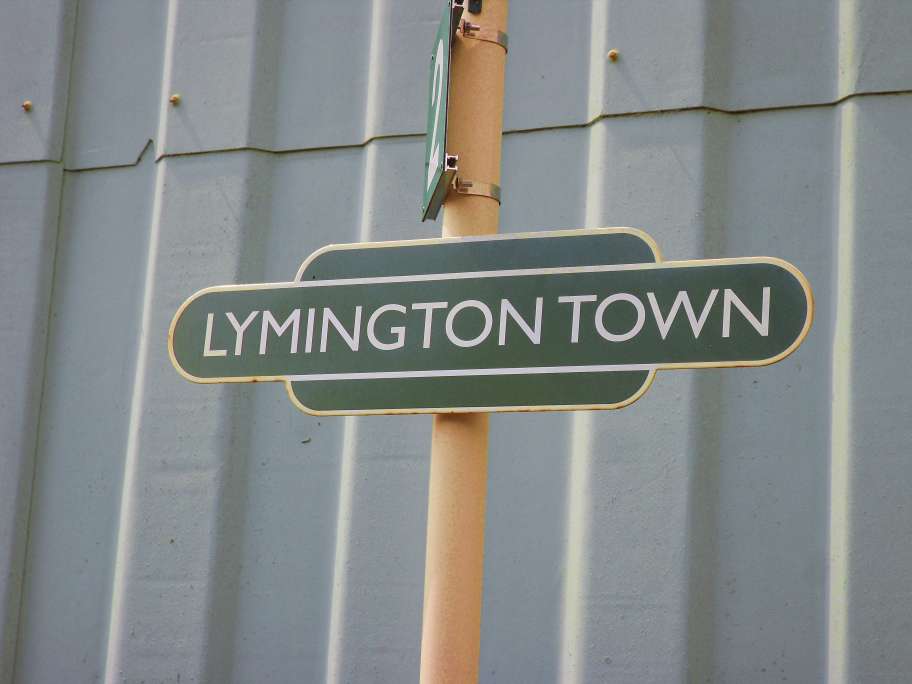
701;0;732;110
246;2;287;151
200;152;275;684
837;0;860;104
103;149;280;683
324;415;358;684
0;3;78;670
0;164;63;684
558;411;593;684
102;0;179;675
827;98;856;684
101;154;170;684
47;0;79;163
325;139;377;684
568;106;712;683
14;152;158;684
362;0;388;144
153;0;179;162
557;113;607;683
835;94;912;683
323;138;432;683
681;110;731;684
585;0;607;124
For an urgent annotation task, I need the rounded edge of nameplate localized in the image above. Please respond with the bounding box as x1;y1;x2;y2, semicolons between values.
294;227;663;282
168;281;298;386
282;368;657;417
169;284;221;384
649;255;814;371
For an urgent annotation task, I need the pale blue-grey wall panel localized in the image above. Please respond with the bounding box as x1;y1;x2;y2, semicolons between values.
271;1;377;151
12;153;157;684
480;412;579;684
62;0;167;169
508;0;912;128
156;0;441;158
0;163;61;683
2;103;910;682
680;107;835;682
549;114;709;684
498;127;591;232
838;0;912;97
158;1;280;157
839;95;912;683
700;0;836;111
3;1;912;683
219;146;366;682
10;0;912;165
0;0;75;164
95;152;280;684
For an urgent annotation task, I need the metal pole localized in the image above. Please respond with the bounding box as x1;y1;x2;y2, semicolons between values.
419;1;509;682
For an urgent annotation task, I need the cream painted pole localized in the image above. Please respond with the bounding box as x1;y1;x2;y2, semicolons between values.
419;1;509;683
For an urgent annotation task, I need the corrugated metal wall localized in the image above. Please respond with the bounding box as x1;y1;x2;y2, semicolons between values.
2;1;911;682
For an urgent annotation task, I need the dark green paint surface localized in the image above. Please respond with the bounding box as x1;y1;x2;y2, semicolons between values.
300;231;657;281
295;230;655;411
174;262;804;376
294;371;652;412
169;230;811;413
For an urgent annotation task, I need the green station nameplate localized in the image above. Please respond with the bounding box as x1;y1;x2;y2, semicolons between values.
169;228;813;415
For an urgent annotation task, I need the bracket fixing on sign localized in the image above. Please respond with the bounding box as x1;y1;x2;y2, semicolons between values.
441;154;459;194
451;0;466;40
468;0;482;13
459;20;509;52
452;177;501;204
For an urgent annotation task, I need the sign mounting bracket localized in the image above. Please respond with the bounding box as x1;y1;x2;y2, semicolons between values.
459;20;509;52
450;0;465;40
452;177;502;204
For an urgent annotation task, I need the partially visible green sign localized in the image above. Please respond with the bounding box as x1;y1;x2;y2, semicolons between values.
421;0;463;221
169;228;814;415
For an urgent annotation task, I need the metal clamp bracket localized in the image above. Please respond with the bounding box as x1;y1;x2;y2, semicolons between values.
459;20;509;52
452;177;502;204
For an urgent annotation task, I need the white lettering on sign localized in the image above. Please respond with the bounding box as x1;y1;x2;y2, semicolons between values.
321;307;362;353
260;309;300;355
200;287;772;359
226;311;259;356
647;290;718;340
557;295;597;343
203;313;227;357
367;304;407;351
304;307;315;353
445;300;493;348
723;287;770;337
412;301;448;348
595;293;646;342
499;298;543;346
